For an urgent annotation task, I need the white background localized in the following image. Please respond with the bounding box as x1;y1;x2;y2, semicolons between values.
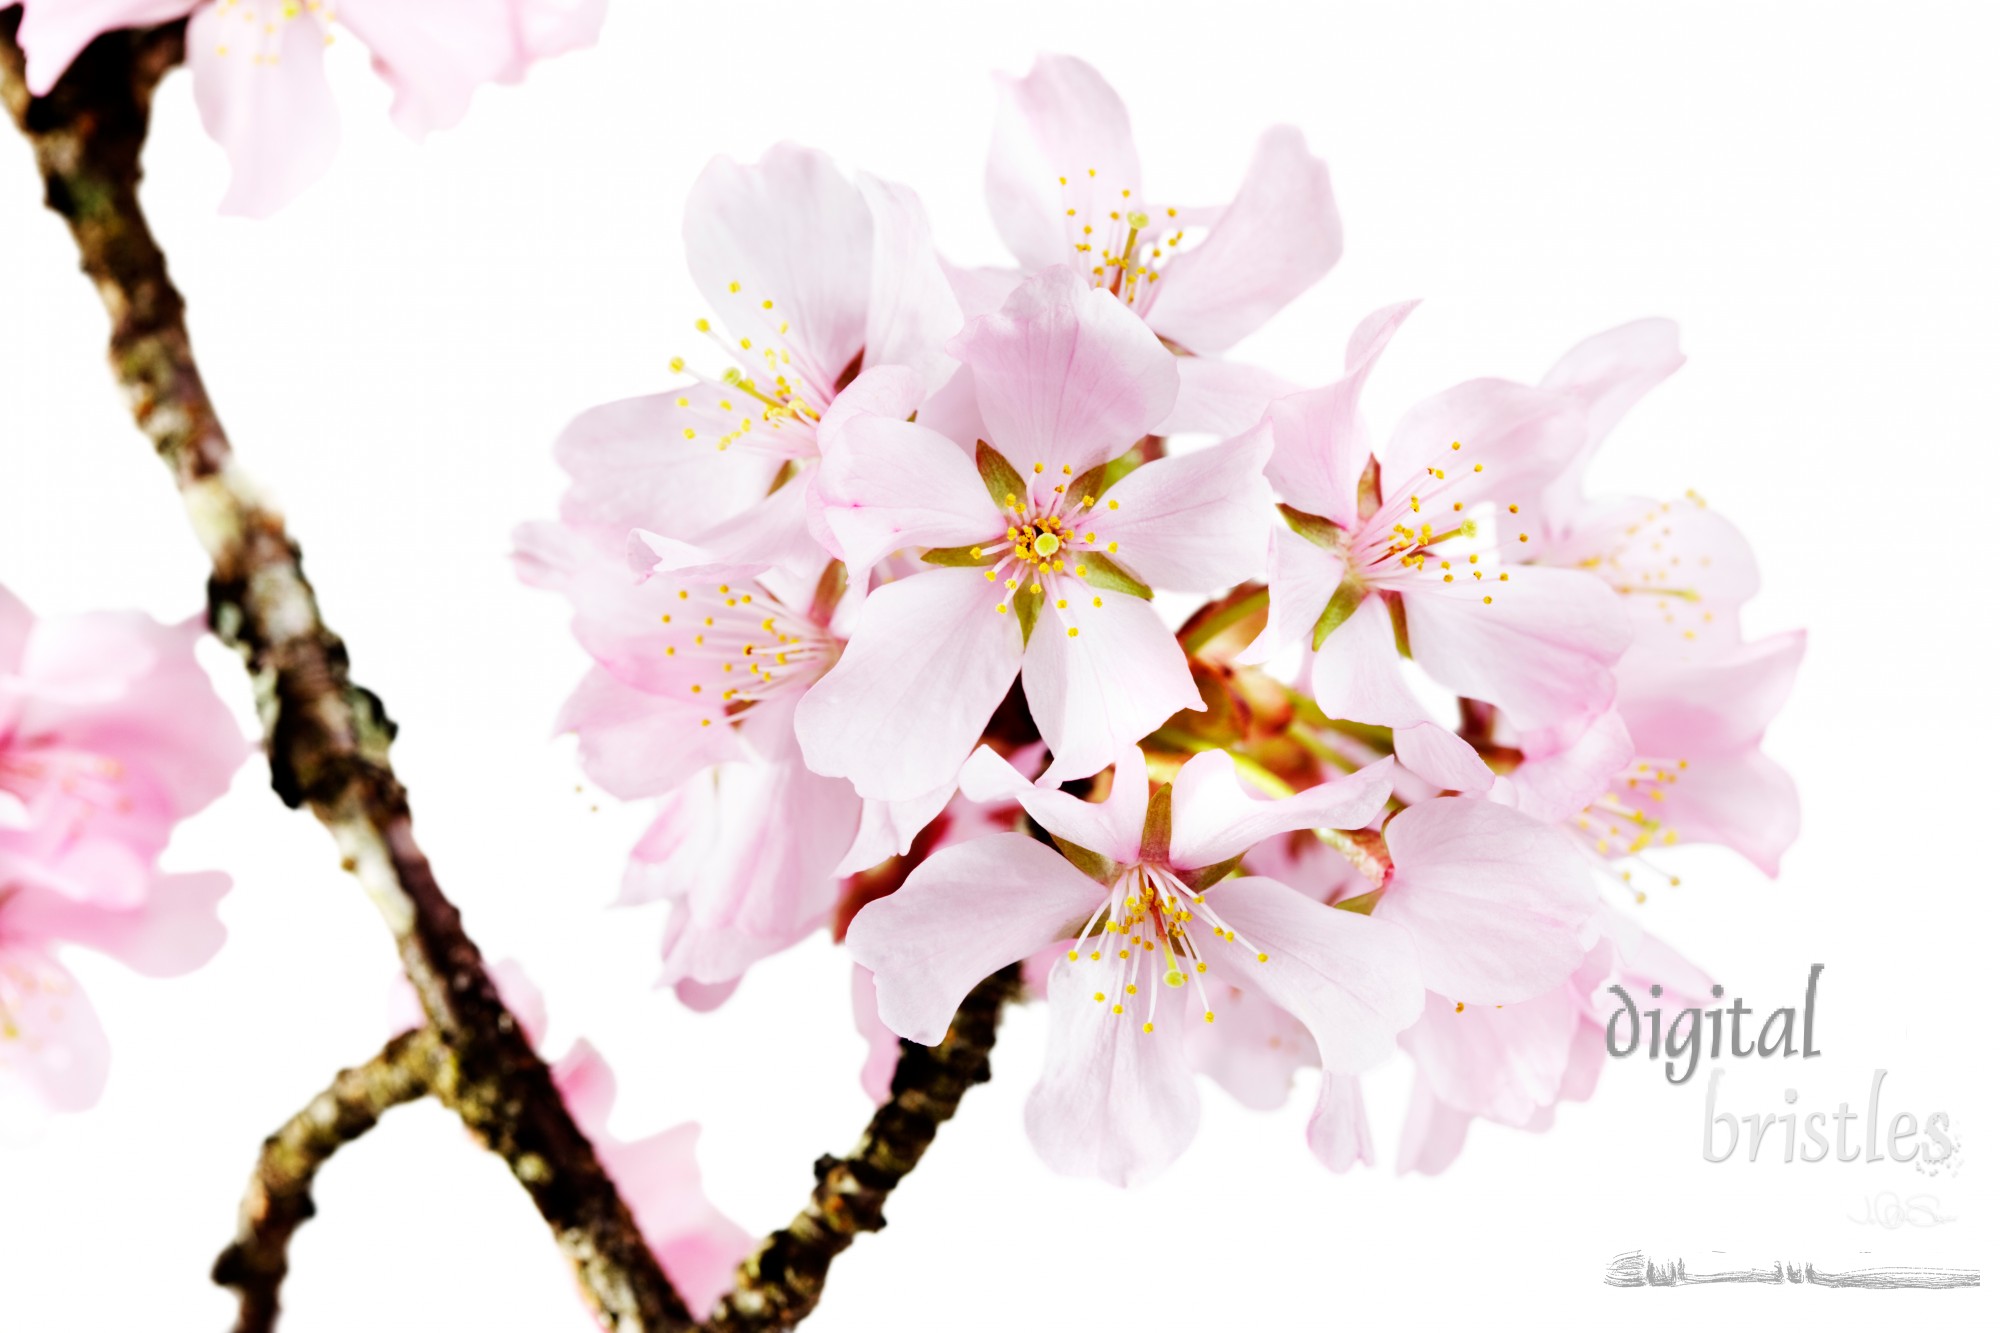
1;1;1995;1328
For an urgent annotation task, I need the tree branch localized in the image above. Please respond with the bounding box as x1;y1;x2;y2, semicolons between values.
0;18;692;1329
709;967;1019;1332
212;1028;443;1333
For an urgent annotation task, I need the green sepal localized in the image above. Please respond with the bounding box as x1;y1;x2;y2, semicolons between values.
976;440;1026;511
1385;590;1413;658
1180;855;1242;892
1278;503;1344;549
1067;460;1111;507
1140;784;1174;862
1014;585;1042;647
922;544;1002;567
1333;888;1383;916
1074;552;1153;601
1311;579;1370;650
1051;835;1119;883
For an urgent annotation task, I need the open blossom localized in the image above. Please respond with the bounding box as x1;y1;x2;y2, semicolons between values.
16;0;606;216
1242;303;1631;783
0;586;246;1122
850;745;1423;1184
1528;320;1761;658
980;54;1339;435
798;265;1274;802
1498;320;1804;881
514;523;873;1006
561;144;961;580
1396;912;1713;1174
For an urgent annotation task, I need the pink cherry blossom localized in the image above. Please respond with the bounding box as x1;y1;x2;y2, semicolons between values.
1527;321;1764;658
1187;789;1596;1173
16;0;606;217
0;585;245;1122
1242;303;1631;782
513;524;873;1006
849;745;1421;1184
557;146;961;581
1525;632;1805;880
982;54;1340;435
1395;914;1713;1174
798;266;1275;802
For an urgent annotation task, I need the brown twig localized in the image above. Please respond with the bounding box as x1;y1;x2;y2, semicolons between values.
212;1028;443;1333
0;17;692;1330
709;967;1018;1332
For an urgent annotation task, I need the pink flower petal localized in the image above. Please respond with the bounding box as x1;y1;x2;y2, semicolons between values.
552;390;792;548
1185;986;1314;1111
1379;377;1584;514
684;144;874;404
1144;126;1341;355
986;55;1144;272
337;0;512;138
1391;721;1494;795
1396;1072;1473;1175
0;943;110;1115
948;266;1179;478
1086;426;1274;592
794;568;1026;802
1307;592;1428;727
1401;987;1578;1127
1198;875;1423;1072
16;0;196;98
557;668;741;799
1156;356;1297;439
187;4;342;219
1021;588;1201;786
815;418;997;571
1024;952;1198;1186
1238;524;1344;666
1538;318;1685;531
6;871;230;979
852;967;902;1107
847;834;1103;1044
1376;797;1597;1003
859;173;963;394
1402;565;1631;733
1167;753;1393;870
959;743;1149;864
1504;710;1634;824
1262;301;1418;527
1306;1072;1374;1173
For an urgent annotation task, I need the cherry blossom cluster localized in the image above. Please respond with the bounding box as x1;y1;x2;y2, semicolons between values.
0;21;1803;1303
516;55;1804;1187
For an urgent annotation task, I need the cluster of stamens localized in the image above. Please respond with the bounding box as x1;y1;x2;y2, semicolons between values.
973;463;1130;640
1057;171;1185;314
1569;490;1720;643
657;581;836;726
1574;758;1691;901
667;280;828;460
208;0;337;64
1353;441;1530;607
1063;862;1269;1033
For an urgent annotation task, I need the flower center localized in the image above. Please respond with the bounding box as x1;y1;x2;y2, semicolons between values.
1061;862;1269;1033
1055;171;1186;315
1573;757;1692;902
666;277;854;462
964;462;1136;641
1352;439;1530;608
656;580;838;727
